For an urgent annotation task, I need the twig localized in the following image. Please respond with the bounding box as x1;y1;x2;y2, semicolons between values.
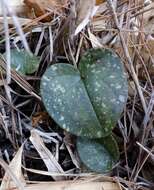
48;26;53;62
75;34;84;63
68;39;77;68
34;27;45;56
134;142;154;180
136;142;154;160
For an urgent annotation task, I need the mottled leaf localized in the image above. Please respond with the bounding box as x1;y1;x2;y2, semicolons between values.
79;49;128;136
41;49;128;138
41;63;102;138
77;135;119;173
3;49;39;75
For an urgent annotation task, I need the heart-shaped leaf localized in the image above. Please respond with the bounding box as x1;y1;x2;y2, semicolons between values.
41;49;128;138
77;135;119;173
3;49;40;75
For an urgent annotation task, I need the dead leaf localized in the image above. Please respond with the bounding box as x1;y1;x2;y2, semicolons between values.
24;0;68;22
32;111;49;127
76;0;95;24
10;181;121;190
0;0;27;17
30;129;66;181
75;0;99;35
95;0;105;5
0;1;33;32
92;1;108;32
0;145;26;190
88;28;103;48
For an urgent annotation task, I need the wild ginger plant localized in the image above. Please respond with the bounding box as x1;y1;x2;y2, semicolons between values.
40;49;128;173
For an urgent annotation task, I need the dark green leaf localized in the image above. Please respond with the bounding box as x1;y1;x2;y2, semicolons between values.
41;49;128;138
79;49;128;135
3;49;40;75
41;63;102;138
77;135;119;173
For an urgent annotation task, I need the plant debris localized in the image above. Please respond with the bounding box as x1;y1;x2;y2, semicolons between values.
0;0;154;190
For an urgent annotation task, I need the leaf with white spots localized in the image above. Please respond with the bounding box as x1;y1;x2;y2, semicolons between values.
41;49;128;138
41;63;103;138
79;49;128;136
77;135;119;173
3;49;40;75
